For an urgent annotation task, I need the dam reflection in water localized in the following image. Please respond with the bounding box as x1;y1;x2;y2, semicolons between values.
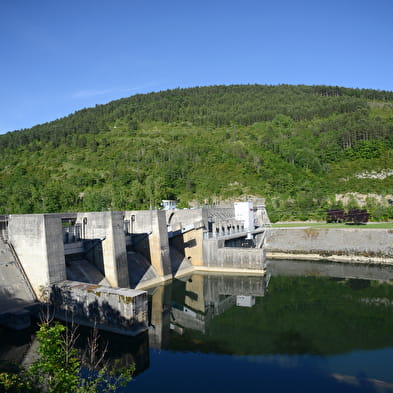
2;260;393;392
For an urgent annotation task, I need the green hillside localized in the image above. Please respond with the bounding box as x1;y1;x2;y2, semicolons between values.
1;84;393;220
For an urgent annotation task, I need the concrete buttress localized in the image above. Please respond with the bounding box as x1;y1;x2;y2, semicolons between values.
148;210;171;278
125;210;171;279
76;212;129;288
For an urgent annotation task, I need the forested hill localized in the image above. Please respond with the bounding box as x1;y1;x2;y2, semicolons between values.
2;84;393;149
1;84;393;221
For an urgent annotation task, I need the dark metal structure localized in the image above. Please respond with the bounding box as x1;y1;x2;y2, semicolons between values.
326;209;369;224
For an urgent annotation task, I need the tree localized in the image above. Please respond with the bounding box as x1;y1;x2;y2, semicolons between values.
0;321;134;393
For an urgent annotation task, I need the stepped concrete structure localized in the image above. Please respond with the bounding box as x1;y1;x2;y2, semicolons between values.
3;204;393;335
0;203;270;333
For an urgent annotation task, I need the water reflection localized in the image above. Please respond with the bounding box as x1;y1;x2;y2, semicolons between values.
148;274;267;349
138;263;393;392
2;261;393;392
266;258;393;282
147;268;393;357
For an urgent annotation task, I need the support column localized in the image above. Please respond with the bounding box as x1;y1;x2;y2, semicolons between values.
125;210;171;279
148;210;171;278
77;212;129;288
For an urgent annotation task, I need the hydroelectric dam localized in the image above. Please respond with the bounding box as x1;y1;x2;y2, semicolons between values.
0;202;270;334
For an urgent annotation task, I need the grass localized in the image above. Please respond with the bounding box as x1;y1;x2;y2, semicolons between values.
271;222;393;229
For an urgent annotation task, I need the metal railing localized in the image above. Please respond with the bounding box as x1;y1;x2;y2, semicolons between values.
204;227;247;240
62;224;82;243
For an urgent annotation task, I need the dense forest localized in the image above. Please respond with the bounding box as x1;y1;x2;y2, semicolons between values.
1;84;393;221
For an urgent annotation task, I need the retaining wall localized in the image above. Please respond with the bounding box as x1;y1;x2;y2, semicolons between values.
203;238;265;272
266;228;393;264
165;208;208;228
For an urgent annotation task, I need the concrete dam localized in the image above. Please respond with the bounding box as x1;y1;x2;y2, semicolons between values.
0;203;270;334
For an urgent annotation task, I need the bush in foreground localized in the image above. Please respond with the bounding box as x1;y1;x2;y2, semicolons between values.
0;321;134;393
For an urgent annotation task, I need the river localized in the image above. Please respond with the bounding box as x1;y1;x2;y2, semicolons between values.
2;259;393;392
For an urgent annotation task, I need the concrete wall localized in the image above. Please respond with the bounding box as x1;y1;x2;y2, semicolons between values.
203;238;265;271
125;210;171;279
165;207;267;272
182;227;204;266
165;207;239;230
165;208;209;229
266;228;393;263
76;212;129;288
206;208;235;220
52;280;148;336
164;210;206;268
8;214;66;298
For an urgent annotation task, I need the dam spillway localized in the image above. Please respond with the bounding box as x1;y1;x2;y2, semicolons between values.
0;203;270;333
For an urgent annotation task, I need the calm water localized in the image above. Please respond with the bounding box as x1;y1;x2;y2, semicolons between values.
2;260;393;392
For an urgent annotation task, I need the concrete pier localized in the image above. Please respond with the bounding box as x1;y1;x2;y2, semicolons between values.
125;210;172;280
76;212;129;288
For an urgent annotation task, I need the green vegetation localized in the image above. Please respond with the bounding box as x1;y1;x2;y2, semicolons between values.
0;321;134;392
1;84;393;220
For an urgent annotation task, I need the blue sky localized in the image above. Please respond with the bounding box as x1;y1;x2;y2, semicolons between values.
1;0;392;134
